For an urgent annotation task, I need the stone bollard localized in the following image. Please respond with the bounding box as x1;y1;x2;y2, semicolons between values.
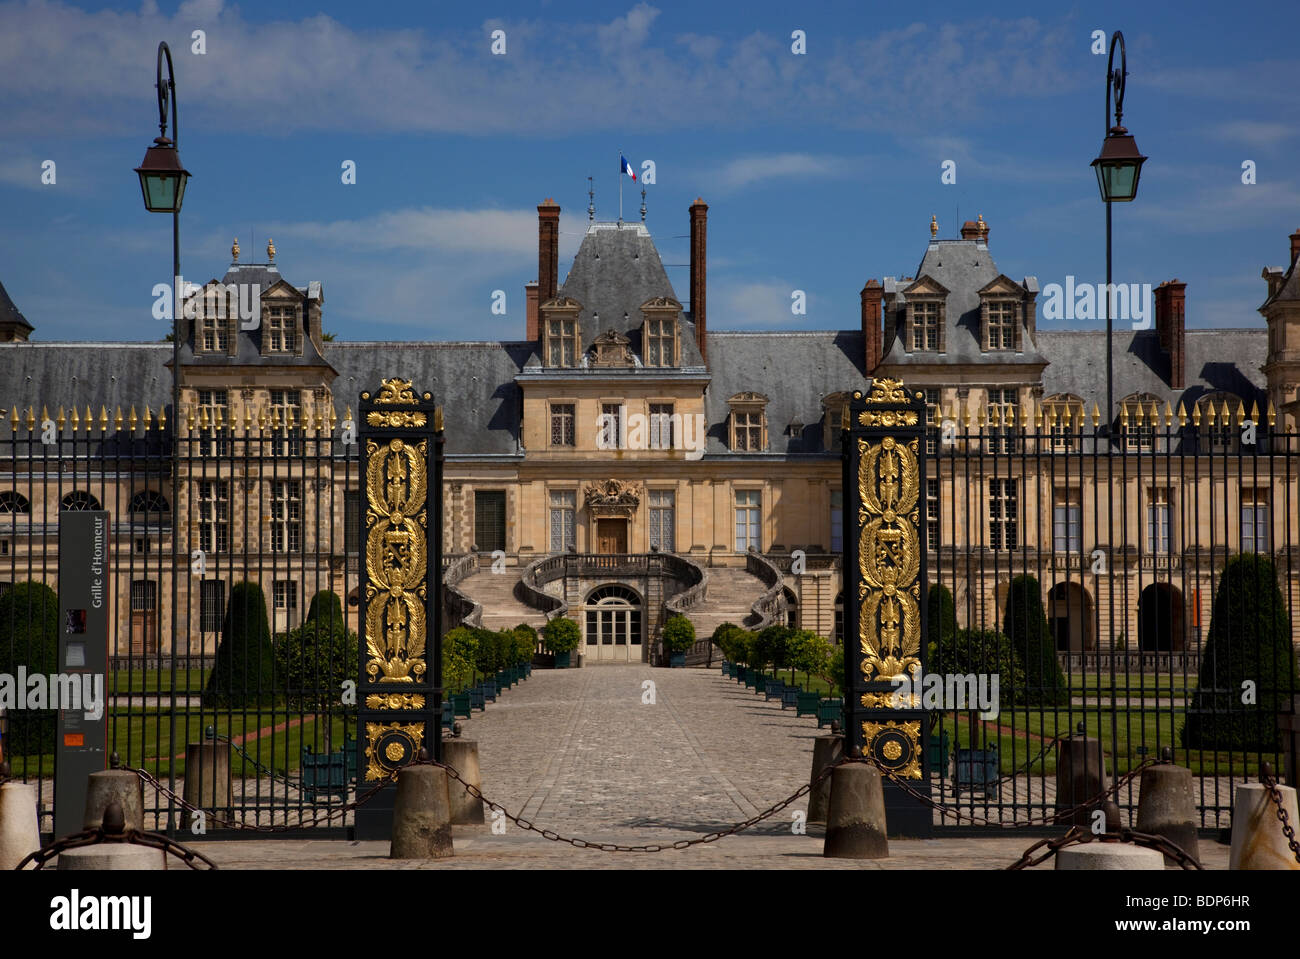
1136;762;1200;865
807;734;843;825
390;764;454;859
442;740;485;825
823;763;889;859
1056;843;1166;870
84;768;145;832
182;739;230;830
1229;782;1300;871
1055;731;1109;827
58;803;165;871
0;778;41;870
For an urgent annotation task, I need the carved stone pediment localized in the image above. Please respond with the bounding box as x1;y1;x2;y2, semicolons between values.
590;328;634;368
584;478;642;516
640;295;681;311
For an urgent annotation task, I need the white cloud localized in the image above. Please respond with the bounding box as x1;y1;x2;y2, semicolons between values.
713;280;810;328
706;153;859;192
1212;120;1295;149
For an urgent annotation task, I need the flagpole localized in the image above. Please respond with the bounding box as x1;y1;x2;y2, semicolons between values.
618;150;623;222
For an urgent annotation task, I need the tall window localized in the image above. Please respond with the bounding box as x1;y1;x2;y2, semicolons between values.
270;389;303;456
267;305;298;352
1200;395;1239;452
546;317;579;367
550;404;575;447
734;489;761;552
989;478;1018;550
270;480;302;552
912;302;939;351
199;307;230;353
989;388;1018;454
925;389;941;454
830;489;843;553
600;403;623;449
926;478;940;551
549;490;576;552
344;490;361;554
200;580;225;632
197;389;230;456
645;317;676;367
273;580;298;613
197;480;229;553
1047;399;1083;451
649;403;675;450
1146;488;1171;554
1124;397;1157;452
986;301;1016;350
649;489;676;552
1053;490;1081;553
1242;489;1271;553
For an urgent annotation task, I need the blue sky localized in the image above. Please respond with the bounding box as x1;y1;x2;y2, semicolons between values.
1;0;1298;343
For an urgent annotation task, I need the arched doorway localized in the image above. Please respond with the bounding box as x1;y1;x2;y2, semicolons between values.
1138;583;1184;651
1048;582;1094;652
583;584;643;662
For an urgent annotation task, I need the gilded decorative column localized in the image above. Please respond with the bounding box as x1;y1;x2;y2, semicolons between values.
354;378;444;840
842;378;932;836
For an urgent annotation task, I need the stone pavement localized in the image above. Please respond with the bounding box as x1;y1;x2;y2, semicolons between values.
188;664;1232;869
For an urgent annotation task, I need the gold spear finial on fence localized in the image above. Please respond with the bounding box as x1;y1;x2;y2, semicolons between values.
989;403;1001;428
25;407;36;431
114;406;123;432
8;406;18;431
40;406;49;431
70;406;80;431
199;405;210;430
98;405;108;433
1090;402;1101;429
156;406;166;432
185;405;195;432
1267;400;1277;427
129;406;138;431
1191;401;1202;429
1176;401;1187;427
84;405;92;431
1164;401;1174;428
1236;399;1247;426
143;405;153;431
257;406;268;431
57;406;66;431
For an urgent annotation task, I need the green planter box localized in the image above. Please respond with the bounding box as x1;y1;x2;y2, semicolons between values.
452;692;472;718
764;680;784;701
721;661;732;677
669;653;686;667
929;729;950;774
734;666;747;683
554;651;571;669
816;697;843;728
796;691;820;717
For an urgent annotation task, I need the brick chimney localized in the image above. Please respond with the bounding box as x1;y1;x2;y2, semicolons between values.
1154;279;1187;389
1290;227;1300;268
689;197;708;363
861;279;883;372
538;199;560;305
960;220;980;240
525;281;539;341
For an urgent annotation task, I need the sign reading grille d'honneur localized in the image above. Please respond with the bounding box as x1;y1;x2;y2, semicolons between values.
841;379;932;837
355;378;444;840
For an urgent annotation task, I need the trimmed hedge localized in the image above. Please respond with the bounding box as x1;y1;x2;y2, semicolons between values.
1002;575;1069;706
0;581;60;756
662;615;696;655
204;582;277;708
273;590;358;709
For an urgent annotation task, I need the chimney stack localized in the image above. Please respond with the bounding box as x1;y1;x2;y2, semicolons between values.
1290;228;1300;268
861;279;883;372
538;199;560;305
690;197;708;364
1154;279;1187;390
960;220;980;240
525;281;539;341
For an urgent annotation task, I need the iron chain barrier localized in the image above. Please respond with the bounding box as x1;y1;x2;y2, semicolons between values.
1260;762;1300;865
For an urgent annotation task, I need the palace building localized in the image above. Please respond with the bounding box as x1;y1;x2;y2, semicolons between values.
2;199;1298;664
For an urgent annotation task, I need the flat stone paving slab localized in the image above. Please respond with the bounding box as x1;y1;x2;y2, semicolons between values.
187;665;1232;869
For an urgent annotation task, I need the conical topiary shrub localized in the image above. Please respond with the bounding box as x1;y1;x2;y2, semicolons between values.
0;581;60;756
204;582;277;708
1182;554;1299;750
1002;574;1069;706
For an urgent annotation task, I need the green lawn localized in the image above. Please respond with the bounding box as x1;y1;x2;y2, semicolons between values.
5;709;352;779
108;668;210;695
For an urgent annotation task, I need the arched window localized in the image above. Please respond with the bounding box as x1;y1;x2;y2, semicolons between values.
61;491;101;511
129;490;170;514
1196;392;1243;452
1119;393;1163;452
0;491;30;514
584;584;642;661
1042;393;1085;450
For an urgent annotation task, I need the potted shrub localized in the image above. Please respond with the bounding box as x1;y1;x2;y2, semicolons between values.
513;623;538;677
661;615;696;667
543;616;581;668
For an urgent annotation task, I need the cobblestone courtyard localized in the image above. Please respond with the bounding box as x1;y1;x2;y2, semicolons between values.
182;664;1234;869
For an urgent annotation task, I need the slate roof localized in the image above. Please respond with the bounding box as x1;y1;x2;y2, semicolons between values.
883;237;1045;366
1260;255;1300;309
1037;329;1267;415
549;221;705;368
2;342;173;414
323;342;529;456
703;331;868;455
0;279;33;335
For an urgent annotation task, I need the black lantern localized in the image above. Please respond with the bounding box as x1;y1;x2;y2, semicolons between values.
1092;125;1146;203
135;136;190;213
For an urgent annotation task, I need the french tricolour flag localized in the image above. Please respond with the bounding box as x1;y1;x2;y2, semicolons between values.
621;155;637;181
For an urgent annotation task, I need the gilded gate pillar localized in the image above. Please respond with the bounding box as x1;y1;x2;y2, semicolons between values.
842;378;932;837
354;378;444;840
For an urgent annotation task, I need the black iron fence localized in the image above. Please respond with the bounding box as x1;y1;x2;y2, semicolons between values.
0;402;361;836
925;400;1300;828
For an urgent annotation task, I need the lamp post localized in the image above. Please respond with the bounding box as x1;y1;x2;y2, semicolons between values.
135;41;189;831
1091;30;1146;432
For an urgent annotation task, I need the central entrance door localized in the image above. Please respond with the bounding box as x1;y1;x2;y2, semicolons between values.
596;518;627;554
584;585;643;663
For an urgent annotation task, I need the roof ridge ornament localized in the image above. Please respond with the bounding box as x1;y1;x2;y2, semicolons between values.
231;237;239;262
267;237;276;262
930;215;938;239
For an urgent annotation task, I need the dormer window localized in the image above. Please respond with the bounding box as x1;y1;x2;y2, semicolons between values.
640;296;682;368
541;296;583;368
911;302;939;350
986;301;1017;350
267;306;299;353
823;392;848;450
200;312;230;353
193;284;235;355
728;392;769;452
